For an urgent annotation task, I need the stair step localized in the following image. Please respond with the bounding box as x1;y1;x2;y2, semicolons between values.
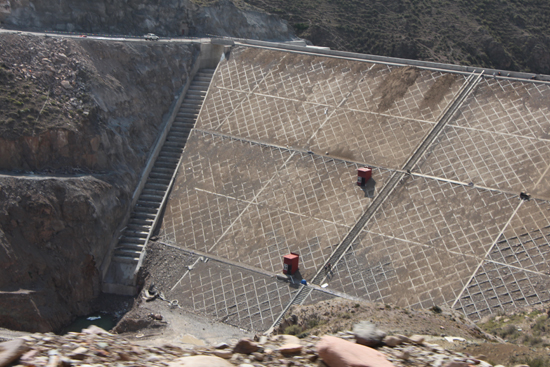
140;193;163;201
147;176;170;183
160;147;184;155
124;229;149;237
129;217;155;225
188;86;208;92
150;167;177;175
123;236;147;244
181;102;201;108
115;248;141;257
148;171;173;179
171;125;192;131
163;141;186;148
157;153;180;160
193;81;210;86
118;242;145;251
177;111;199;117
154;157;179;166
126;223;152;231
113;255;139;264
173;120;195;125
155;160;178;168
183;96;204;102
132;211;157;219
141;189;165;197
195;75;212;81
136;199;161;208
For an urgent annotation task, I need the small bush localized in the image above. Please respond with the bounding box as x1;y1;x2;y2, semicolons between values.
431;305;442;313
499;324;519;339
307;318;319;329
284;324;302;335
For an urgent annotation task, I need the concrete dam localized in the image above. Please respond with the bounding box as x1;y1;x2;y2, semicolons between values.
105;40;550;333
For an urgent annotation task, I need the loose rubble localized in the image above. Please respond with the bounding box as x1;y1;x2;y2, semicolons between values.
0;324;502;367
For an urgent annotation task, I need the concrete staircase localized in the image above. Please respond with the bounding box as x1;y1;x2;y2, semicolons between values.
103;69;215;295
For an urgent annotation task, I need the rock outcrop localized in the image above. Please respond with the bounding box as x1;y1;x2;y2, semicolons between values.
0;33;198;332
0;0;295;41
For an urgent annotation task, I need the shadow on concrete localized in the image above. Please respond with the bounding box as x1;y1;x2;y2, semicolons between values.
288;269;304;289
360;178;377;198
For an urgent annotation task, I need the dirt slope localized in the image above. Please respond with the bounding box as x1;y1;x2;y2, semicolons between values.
243;0;550;74
0;33;198;332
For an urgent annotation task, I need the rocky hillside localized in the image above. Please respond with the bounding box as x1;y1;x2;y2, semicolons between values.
0;0;294;41
0;298;547;367
0;33;198;332
243;0;550;74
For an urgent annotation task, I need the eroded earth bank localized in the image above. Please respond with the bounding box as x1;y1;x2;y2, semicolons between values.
0;33;199;332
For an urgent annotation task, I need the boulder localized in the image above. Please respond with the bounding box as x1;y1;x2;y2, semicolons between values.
278;343;303;355
213;350;232;359
382;336;403;347
0;339;29;367
317;335;396;367
168;356;233;367
232;339;259;354
353;321;386;347
409;335;425;345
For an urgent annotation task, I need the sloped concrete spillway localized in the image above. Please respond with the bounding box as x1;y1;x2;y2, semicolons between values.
117;43;550;332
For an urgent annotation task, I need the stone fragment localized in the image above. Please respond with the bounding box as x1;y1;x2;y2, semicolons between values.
396;350;410;360
474;355;487;360
382;336;402;347
252;352;264;361
168;355;233;367
0;339;30;367
409;335;425;344
214;343;230;349
278;335;301;344
82;325;111;335
232;339;259;354
317;335;395;367
213;350;232;359
68;347;87;360
61;80;72;89
513;365;530;367
259;336;268;344
278;343;303;355
20;349;39;365
353;321;386;347
117;352;133;361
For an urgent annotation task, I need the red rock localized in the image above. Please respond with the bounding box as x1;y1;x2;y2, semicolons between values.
317;335;396;367
232;339;259;354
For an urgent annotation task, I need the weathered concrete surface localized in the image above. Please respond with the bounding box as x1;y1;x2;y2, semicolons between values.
161;131;391;280
159;45;550;328
417;78;550;197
